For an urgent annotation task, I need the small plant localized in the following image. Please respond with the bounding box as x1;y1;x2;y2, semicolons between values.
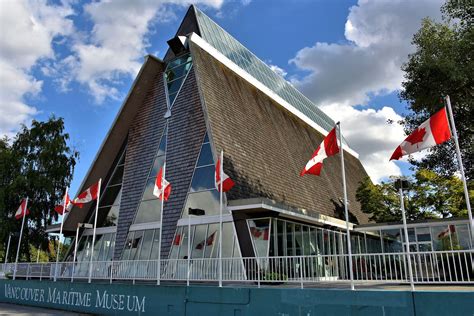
262;271;288;281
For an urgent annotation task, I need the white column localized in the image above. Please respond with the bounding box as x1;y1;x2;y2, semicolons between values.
338;123;355;290
445;95;473;244
14;197;28;280
88;179;102;283
399;182;415;291
218;150;223;287
55;187;68;282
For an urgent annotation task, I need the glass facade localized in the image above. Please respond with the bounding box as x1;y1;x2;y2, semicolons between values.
133;126;167;225
358;223;473;254
182;133;221;218
96;145;126;227
194;8;337;135
164;53;193;107
169;222;240;259
121;228;161;261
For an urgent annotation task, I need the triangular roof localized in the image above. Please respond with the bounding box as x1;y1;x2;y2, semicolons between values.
60;55;165;233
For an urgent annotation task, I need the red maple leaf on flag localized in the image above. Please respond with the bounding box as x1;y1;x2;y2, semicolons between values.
405;127;426;146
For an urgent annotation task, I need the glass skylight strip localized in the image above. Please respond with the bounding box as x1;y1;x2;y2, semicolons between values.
194;8;336;133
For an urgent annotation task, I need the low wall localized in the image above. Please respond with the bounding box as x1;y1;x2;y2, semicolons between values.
0;279;473;315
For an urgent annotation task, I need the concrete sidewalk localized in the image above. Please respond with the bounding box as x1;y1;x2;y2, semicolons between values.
0;303;91;315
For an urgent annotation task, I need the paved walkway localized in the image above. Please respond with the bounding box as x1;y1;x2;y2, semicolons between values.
0;303;91;315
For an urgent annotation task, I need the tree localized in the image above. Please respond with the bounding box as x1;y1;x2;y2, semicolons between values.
400;0;473;180
356;169;470;222
0;117;78;262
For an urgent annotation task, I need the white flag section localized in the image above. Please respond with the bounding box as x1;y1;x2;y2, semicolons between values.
390;107;451;160
14;199;29;220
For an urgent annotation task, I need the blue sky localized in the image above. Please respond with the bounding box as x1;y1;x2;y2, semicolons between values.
0;0;444;196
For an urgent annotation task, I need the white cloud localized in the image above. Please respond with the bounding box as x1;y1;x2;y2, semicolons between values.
0;0;74;137
289;0;443;182
64;0;225;103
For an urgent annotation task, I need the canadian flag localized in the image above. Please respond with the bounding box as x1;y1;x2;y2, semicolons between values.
215;158;235;192
54;194;73;215
250;226;269;241
15;199;30;220
173;234;182;246
300;126;339;176
195;231;216;250
390;107;451;160
153;166;171;201
72;181;99;208
437;225;456;239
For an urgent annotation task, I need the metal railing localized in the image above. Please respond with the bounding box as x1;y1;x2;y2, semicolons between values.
1;250;472;288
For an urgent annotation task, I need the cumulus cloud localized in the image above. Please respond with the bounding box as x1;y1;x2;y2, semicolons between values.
0;0;74;137
62;0;224;103
290;0;443;182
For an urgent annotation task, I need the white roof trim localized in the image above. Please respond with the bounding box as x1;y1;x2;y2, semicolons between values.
228;202;354;230
83;226;117;236
189;32;359;159
177;214;233;226
129;221;161;231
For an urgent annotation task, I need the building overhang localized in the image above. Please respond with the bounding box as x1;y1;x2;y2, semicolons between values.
228;197;354;230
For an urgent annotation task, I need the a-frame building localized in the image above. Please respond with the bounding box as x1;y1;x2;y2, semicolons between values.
53;6;371;275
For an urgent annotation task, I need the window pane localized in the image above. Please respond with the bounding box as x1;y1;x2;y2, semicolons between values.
192;224;210;259
98;205;119;227
149;156;165;179
100;185;121;207
248;219;270;258
134;199;161;224
222;223;234;258
167;55;192;69
184;190;219;217
169;92;178;105
129;231;144;260
91;234;104;261
197;143;213;166
149;229;161;260
190;165;214;192
109;165;124;185
138;230;154;260
142;178;158;201
167;77;184;95
203;133;209;143
203;224;219;258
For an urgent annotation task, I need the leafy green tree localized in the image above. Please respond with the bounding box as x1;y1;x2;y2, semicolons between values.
356;169;469;222
0;117;78;262
400;0;473;179
412;169;470;218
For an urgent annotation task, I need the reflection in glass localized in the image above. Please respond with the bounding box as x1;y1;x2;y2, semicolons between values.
184;190;219;217
190;166;215;192
134;200;161;224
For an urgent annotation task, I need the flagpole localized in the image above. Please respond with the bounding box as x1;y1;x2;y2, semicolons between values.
36;247;40;263
14;197;28;280
219;150;223;287
187;212;191;286
55;187;68;282
88;179;101;283
5;234;11;265
337;123;355;290
445;95;473;243
72;223;80;282
157;162;166;285
398;180;415;291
